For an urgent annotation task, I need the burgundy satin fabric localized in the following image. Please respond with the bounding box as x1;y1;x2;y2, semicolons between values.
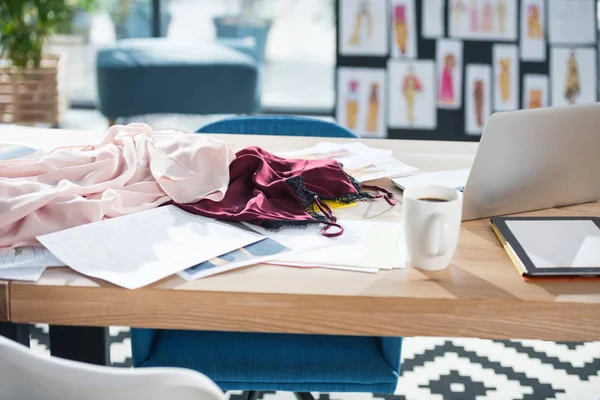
176;147;370;232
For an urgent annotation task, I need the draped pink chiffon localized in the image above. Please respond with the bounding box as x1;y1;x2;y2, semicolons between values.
0;123;234;248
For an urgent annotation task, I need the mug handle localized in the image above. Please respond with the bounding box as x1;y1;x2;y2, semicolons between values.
422;212;450;257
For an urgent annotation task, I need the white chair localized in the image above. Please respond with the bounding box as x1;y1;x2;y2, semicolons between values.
0;335;226;400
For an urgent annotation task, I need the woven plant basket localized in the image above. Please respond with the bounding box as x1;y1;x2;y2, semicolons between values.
0;55;67;127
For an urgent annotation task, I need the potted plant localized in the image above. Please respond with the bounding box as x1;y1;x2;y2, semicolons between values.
0;0;72;126
213;0;273;63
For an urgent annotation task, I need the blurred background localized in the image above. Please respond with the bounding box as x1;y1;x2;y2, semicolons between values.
46;0;336;129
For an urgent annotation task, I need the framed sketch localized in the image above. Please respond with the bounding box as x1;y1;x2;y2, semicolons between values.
339;0;389;56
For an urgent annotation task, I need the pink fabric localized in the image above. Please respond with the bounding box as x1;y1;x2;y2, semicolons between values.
439;67;454;102
0;123;235;248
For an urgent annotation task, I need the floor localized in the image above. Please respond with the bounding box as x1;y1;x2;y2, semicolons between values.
29;325;600;400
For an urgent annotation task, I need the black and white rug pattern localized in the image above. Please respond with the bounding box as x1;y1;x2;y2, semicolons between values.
29;325;600;400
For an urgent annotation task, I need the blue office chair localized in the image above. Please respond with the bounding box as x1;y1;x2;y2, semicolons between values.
196;115;359;138
131;116;401;399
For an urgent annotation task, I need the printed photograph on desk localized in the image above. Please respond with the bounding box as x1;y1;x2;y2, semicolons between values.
449;0;517;41
338;0;389;56
550;47;598;107
422;0;445;38
336;67;387;138
492;44;519;111
436;39;463;109
548;0;596;46
179;238;290;281
465;64;491;136
519;0;546;61
387;59;436;130
390;0;417;59
523;74;548;109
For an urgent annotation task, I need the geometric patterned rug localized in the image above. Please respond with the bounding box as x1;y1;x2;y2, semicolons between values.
29;325;600;400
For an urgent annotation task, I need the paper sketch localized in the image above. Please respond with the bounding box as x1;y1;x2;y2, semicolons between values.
336;68;387;138
436;39;463;109
179;237;290;281
391;0;417;58
0;246;65;269
0;144;38;160
465;64;491;135
520;0;546;61
548;0;596;45
37;205;266;289
388;59;436;130
422;0;445;38
277;142;417;182
493;44;519;111
339;0;389;56
551;47;597;107
450;0;517;41
523;75;548;109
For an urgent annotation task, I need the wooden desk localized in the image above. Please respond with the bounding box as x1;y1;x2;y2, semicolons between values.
2;130;600;342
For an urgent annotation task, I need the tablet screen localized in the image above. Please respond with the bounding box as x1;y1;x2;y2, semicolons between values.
505;220;600;268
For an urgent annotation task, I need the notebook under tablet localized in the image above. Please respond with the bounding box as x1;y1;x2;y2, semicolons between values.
394;103;600;221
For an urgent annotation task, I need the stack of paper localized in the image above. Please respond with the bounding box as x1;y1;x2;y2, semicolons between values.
0;247;65;282
277;142;417;182
37;206;266;289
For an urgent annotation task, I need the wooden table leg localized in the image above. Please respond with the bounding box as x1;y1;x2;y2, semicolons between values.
49;325;110;366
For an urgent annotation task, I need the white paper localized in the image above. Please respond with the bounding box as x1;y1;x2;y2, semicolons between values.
388;59;437;130
519;0;546;61
422;0;446;38
390;0;418;58
436;39;464;109
465;64;492;136
269;262;379;274
0;246;65;269
0;267;46;282
493;44;519;111
179;237;291;281
551;47;598;107
392;168;470;191
548;0;596;45
523;74;548;109
37;206;266;289
277;142;417;182
339;0;389;56
449;0;518;41
506;220;600;268
336;67;387;138
252;220;403;270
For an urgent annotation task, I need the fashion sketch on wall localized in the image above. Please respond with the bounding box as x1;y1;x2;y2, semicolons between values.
390;0;418;58
523;75;548;109
493;44;519;111
449;0;517;41
339;0;389;56
551;47;597;107
465;64;491;135
337;67;387;138
436;39;464;109
388;59;436;130
520;0;546;61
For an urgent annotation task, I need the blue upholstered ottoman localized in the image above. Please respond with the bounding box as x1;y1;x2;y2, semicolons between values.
131;328;402;393
96;38;260;123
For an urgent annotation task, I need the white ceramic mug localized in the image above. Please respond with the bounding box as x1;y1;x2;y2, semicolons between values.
403;185;463;271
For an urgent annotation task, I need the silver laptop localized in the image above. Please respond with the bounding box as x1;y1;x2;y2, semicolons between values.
394;103;600;221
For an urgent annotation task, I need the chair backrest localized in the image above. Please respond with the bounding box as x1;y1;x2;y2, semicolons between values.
196;115;359;138
0;335;225;400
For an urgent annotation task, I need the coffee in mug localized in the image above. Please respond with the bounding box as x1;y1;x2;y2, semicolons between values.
403;185;463;271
